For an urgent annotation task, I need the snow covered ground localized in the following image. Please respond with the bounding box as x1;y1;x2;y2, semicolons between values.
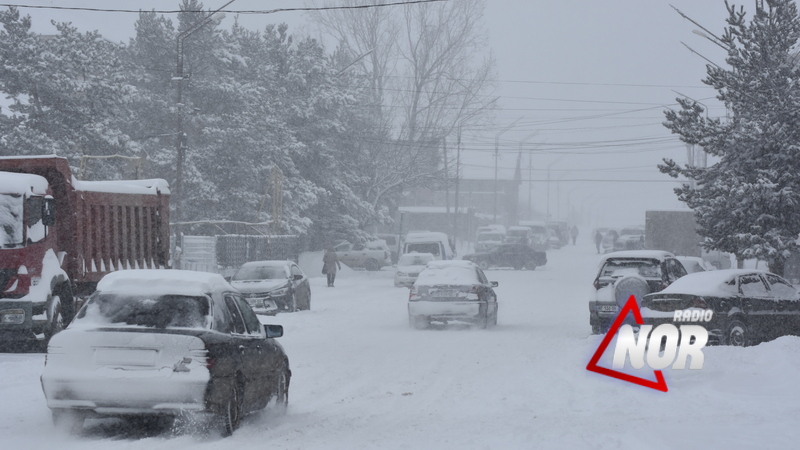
2;240;800;449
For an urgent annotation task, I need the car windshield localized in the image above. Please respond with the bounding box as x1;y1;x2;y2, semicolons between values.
406;242;440;256
232;265;287;280
0;194;23;248
75;293;211;329
600;259;661;278
398;254;433;266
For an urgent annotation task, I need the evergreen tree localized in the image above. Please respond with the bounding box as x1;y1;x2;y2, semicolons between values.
662;0;800;275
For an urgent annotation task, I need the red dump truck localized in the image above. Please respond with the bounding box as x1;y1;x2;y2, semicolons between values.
0;156;170;347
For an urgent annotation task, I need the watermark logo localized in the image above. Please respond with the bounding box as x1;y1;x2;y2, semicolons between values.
586;295;709;392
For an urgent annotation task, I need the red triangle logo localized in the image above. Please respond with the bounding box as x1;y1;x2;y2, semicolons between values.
586;295;669;392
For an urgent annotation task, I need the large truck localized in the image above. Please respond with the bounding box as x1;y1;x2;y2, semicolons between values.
0;156;170;347
644;210;702;257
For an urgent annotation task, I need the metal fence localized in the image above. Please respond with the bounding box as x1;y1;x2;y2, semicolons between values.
215;234;301;269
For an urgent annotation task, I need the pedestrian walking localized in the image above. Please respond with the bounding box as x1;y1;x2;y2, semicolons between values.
570;225;579;245
595;231;603;254
322;247;342;287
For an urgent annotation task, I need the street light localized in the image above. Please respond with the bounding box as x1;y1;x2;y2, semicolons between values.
174;1;234;229
518;132;537;220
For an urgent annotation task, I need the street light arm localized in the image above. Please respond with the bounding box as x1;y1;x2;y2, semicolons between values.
176;0;236;76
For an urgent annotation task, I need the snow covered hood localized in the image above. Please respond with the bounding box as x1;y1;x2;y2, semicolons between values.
230;279;288;293
96;269;233;297
415;261;479;286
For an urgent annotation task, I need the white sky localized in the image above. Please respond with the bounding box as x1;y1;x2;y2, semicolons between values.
3;0;734;228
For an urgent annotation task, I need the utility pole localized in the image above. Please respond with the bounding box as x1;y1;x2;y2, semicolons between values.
494;118;522;223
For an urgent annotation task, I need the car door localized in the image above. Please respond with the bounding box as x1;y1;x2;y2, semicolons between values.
763;273;800;338
290;263;309;308
224;293;270;411
334;242;355;266
476;267;498;319
737;273;775;340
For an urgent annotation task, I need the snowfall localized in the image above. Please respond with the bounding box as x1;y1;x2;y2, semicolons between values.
2;236;800;450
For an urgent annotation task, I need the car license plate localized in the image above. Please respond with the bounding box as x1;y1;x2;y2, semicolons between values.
598;305;618;312
433;290;458;298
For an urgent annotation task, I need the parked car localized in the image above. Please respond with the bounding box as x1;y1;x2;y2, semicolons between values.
601;229;619;253
504;226;532;245
40;270;291;436
676;256;717;274
334;239;392;270
589;250;687;334
408;260;499;329
476;231;505;252
641;269;800;346
462;243;547;270
230;260;311;313
614;226;645;251
394;252;435;288
523;221;550;251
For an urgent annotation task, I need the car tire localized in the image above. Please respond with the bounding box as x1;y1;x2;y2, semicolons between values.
478;260;490;271
724;318;751;347
273;366;289;415
52;409;85;434
525;259;538;270
364;258;380;271
220;381;243;437
44;296;65;345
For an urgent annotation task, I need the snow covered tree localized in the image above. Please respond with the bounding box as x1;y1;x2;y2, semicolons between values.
661;0;800;275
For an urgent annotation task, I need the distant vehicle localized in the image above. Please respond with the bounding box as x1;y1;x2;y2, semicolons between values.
476;231;505;252
476;224;506;239
546;220;569;247
334;240;392;271
589;250;687;334
408;260;499;329
504;226;532;245
641;269;800;346
521;221;549;251
462;243;547;271
614;226;645;251
601;229;619;253
40;270;290;437
394;252;435;288
403;231;455;260
547;228;563;250
230;260;311;313
676;256;716;274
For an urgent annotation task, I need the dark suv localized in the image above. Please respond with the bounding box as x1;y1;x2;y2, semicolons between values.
588;250;687;334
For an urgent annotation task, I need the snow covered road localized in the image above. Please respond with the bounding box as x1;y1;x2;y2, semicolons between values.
2;242;800;449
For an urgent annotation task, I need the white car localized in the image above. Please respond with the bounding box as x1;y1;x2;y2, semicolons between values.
334;239;392;271
676;256;717;274
408;260;499;329
40;270;290;436
394;252;435;288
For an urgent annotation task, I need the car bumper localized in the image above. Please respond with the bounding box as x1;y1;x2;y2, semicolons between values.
394;276;417;288
408;301;484;322
244;293;291;314
41;368;210;415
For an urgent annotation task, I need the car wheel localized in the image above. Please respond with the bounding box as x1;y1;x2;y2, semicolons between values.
220;381;243;437
304;292;311;311
513;262;523;270
409;314;429;329
364;258;380;271
725;318;751;347
52;409;85;434
273;366;289;415
477;260;490;271
525;259;538;270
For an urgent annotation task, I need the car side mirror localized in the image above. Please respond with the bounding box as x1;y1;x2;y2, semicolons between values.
491;281;499;287
264;324;283;338
293;274;303;281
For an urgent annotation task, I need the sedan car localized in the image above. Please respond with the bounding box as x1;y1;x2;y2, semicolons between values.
394;252;435;288
230;260;310;313
41;270;291;437
462;243;547;270
408;260;499;329
589;250;687;334
641;269;800;346
334;240;392;270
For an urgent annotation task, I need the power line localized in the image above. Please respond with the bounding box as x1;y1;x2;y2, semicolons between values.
0;0;446;14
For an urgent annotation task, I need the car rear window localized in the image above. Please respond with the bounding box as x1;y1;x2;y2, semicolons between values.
232;265;286;281
416;265;478;286
75;293;211;329
600;259;661;279
406;242;441;256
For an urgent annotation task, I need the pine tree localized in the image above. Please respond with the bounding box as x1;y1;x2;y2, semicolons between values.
662;0;800;275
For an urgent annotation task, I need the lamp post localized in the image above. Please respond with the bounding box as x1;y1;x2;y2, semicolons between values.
546;155;565;219
493;118;522;223
518;132;537;220
174;0;234;229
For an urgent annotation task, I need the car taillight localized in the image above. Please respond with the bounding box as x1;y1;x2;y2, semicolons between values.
593;278;601;290
690;296;708;309
409;287;420;301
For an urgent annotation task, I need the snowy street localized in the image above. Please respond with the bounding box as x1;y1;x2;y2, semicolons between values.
3;240;800;449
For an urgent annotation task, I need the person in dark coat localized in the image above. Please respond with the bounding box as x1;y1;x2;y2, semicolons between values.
570;225;579;245
323;247;342;287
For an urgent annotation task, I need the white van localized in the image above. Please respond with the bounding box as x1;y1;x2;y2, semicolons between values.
403;231;455;260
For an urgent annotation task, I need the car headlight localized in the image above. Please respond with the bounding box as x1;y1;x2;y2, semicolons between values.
270;286;289;297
